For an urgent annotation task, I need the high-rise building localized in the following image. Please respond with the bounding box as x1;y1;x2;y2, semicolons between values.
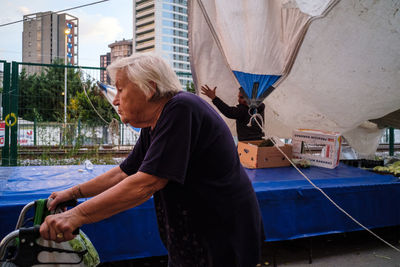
133;0;192;88
99;39;132;84
22;12;78;66
100;52;111;84
109;39;133;63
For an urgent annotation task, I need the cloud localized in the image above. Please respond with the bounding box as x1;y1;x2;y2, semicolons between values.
17;6;31;15
75;12;128;66
80;14;125;43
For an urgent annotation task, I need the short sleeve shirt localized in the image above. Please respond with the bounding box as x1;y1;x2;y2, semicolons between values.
120;92;263;267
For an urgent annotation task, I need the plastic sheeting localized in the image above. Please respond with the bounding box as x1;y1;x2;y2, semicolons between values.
1;165;400;261
189;0;400;156
0;165;166;263
251;164;400;241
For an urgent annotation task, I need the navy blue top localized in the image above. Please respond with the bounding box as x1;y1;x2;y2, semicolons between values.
120;92;264;267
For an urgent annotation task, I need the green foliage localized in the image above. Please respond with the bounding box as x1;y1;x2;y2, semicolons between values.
69;85;119;125
186;81;196;94
18;61;117;124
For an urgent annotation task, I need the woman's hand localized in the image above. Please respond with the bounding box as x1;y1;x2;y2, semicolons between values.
39;209;82;243
47;187;77;211
200;85;217;100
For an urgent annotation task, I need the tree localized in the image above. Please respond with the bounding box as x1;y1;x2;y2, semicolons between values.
18;61;118;124
69;81;119;125
186;81;196;94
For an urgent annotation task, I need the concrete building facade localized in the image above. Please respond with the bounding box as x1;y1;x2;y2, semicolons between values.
100;53;111;84
109;39;133;63
22;12;78;66
100;39;133;84
133;0;192;88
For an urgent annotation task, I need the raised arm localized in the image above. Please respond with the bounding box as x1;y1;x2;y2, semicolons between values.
201;84;242;119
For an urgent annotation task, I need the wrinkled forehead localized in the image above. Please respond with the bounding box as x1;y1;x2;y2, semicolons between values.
115;68;129;87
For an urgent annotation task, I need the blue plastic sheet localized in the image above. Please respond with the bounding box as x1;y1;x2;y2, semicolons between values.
232;71;280;99
250;164;400;241
1;164;400;262
0;165;166;262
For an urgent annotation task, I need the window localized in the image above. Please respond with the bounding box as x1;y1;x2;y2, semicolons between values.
162;3;173;11
162;20;188;30
162;28;188;37
162;12;174;19
163;4;187;14
162;20;174;27
173;62;190;70
162;36;174;43
164;0;187;5
162;44;173;51
162;28;174;35
162;12;187;22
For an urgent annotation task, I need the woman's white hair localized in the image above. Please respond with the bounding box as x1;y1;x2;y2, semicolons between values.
107;52;182;101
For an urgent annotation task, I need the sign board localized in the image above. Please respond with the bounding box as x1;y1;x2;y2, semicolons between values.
292;129;342;169
0;121;5;147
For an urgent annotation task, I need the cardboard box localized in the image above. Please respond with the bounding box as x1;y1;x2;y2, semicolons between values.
238;140;292;169
292;129;342;169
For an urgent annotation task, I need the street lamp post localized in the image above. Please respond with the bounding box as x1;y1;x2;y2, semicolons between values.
64;27;71;127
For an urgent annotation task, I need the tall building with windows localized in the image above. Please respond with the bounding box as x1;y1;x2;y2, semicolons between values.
133;0;192;88
109;39;133;63
22;12;78;66
100;39;133;84
100;53;111;84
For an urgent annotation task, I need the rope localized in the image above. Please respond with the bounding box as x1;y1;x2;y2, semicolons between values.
249;112;400;253
82;82;109;125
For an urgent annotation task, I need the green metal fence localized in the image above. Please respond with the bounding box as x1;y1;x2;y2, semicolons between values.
1;60;140;166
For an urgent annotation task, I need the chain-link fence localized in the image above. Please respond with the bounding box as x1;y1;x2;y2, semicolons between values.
1;60;139;166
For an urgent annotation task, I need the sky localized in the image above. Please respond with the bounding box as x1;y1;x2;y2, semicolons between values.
0;0;132;67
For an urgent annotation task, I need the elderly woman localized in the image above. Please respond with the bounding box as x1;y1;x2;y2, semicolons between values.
40;53;264;267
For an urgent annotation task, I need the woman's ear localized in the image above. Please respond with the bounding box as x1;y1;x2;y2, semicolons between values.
149;81;157;90
147;81;158;100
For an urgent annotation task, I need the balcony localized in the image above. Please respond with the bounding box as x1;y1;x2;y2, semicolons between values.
136;23;154;35
136;8;154;20
136;32;155;42
136;15;155;27
136;0;154;11
136;39;155;50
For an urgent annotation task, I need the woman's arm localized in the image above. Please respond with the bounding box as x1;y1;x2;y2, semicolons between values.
48;166;128;210
40;171;168;242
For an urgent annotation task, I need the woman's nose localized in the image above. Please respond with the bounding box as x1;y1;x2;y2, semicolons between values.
113;92;119;105
113;97;119;106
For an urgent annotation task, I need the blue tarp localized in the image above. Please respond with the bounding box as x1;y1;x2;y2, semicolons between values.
1;164;400;262
232;71;280;99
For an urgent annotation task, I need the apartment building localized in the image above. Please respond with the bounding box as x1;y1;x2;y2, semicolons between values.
134;0;192;88
22;12;78;66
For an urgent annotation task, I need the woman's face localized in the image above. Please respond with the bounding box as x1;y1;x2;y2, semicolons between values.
113;69;153;127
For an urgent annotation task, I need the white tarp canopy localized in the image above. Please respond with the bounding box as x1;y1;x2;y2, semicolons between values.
189;0;400;156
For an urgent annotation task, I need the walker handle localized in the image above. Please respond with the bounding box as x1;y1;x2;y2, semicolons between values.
54;199;78;210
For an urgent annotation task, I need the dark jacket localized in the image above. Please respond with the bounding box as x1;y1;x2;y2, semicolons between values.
212;97;265;141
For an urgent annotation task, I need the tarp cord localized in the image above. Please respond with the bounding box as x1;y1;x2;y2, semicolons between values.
80;69;121;144
251;116;400;253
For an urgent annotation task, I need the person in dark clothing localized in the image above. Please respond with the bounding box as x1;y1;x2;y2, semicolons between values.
40;53;264;267
201;85;265;141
